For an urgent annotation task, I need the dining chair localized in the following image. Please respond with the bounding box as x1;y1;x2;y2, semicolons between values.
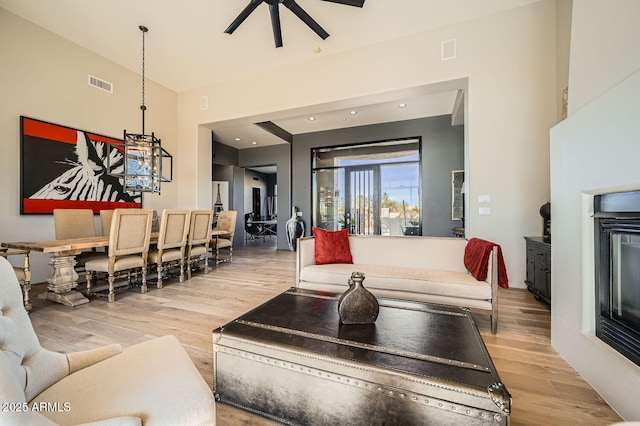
0;248;31;312
85;208;154;302
148;209;190;288
53;208;103;267
99;209;115;236
186;210;214;280
211;210;237;265
244;212;265;242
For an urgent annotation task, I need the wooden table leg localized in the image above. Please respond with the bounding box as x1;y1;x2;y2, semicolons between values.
38;254;90;307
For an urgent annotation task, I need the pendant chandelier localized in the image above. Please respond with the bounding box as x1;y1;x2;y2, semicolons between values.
112;25;172;194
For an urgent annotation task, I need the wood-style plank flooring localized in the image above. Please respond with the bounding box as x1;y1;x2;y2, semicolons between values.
27;239;622;425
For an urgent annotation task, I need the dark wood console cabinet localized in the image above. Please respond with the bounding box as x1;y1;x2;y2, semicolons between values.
524;236;551;304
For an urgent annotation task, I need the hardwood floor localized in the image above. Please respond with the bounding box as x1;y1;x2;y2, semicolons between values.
28;239;622;425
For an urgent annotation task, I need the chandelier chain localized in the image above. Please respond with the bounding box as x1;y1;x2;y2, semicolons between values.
141;27;145;110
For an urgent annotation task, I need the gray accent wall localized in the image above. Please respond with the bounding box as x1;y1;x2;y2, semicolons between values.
239;144;291;250
291;115;464;238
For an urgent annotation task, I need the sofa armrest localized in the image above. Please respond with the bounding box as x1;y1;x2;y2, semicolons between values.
66;344;122;374
296;237;316;285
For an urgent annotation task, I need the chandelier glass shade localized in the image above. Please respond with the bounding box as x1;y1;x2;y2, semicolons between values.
120;132;172;194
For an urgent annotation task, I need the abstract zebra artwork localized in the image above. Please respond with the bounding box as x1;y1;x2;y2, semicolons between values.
20;116;142;214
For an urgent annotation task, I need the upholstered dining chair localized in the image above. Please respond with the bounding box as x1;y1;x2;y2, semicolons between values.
99;209;115;236
186;210;214;280
53;208;103;267
211;210;237;265
85;208;154;302
0;248;31;312
148;209;190;288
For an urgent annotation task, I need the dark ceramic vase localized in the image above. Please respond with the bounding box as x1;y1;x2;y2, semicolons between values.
338;272;379;325
540;202;551;242
285;207;304;251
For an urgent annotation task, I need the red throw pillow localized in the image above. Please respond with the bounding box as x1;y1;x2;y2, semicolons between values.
313;227;353;265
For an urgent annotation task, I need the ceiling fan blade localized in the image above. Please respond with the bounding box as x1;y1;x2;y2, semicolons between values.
282;0;330;40
321;0;365;7
269;3;283;48
224;0;263;34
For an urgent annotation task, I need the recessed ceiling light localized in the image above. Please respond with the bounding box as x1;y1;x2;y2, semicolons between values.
349;110;358;115
252;141;258;145
234;137;241;141
398;103;407;108
308;116;316;121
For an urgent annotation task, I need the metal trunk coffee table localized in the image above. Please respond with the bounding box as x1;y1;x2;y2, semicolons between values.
213;288;511;425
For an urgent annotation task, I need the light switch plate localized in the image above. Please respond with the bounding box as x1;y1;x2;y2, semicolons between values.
478;195;491;203
479;207;491;216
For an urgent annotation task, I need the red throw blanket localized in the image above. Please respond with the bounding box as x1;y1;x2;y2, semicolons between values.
463;238;509;289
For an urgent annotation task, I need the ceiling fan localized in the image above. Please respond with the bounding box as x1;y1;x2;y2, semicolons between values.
224;0;365;48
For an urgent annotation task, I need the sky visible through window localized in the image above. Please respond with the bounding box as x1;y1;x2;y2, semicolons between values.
337;153;419;206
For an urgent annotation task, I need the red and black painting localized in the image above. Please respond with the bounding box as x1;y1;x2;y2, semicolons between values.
20;116;142;214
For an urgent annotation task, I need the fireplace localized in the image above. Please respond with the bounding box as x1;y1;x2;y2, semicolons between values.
594;190;640;367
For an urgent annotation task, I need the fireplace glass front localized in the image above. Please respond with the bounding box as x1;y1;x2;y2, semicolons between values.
595;190;640;367
610;232;640;332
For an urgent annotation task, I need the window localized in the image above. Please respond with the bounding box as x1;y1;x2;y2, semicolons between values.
312;139;420;235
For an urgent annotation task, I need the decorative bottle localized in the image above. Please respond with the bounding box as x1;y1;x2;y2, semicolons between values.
338;271;379;325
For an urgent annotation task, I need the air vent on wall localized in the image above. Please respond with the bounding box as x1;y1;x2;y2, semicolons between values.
88;75;113;93
441;39;456;61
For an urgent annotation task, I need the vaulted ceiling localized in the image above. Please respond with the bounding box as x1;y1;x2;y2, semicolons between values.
1;0;542;149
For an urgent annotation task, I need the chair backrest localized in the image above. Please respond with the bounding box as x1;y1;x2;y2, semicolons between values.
108;209;154;257
152;209;160;232
53;208;96;239
188;210;214;247
216;210;238;240
157;209;190;250
0;257;69;404
100;210;115;236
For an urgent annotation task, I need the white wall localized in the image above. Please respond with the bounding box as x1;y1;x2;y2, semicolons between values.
178;0;558;287
1;1;560;289
0;9;178;282
550;0;640;419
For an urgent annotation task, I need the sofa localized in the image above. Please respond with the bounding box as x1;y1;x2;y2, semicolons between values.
296;235;502;333
0;257;216;426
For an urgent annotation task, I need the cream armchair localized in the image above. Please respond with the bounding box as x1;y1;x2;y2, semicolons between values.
0;257;216;425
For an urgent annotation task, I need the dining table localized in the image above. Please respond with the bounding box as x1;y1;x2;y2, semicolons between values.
2;235;115;307
3;229;231;307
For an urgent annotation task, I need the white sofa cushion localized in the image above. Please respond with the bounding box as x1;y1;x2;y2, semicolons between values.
300;263;491;301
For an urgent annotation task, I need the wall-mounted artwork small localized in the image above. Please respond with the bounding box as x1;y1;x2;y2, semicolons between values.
20;116;141;214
